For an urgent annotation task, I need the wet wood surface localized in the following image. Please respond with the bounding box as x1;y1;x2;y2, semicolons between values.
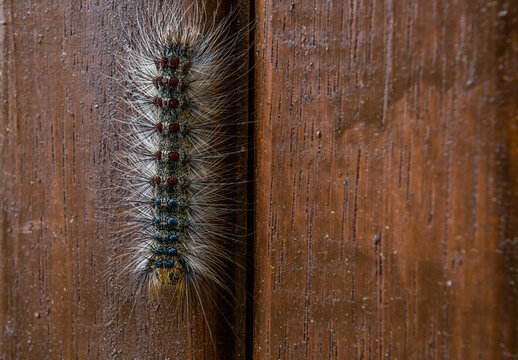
1;0;517;359
253;0;518;359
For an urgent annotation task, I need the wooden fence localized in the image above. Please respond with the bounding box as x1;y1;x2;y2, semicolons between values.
1;0;517;358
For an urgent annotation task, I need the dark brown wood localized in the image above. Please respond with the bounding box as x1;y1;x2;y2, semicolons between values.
2;0;518;358
0;0;250;359
253;0;518;359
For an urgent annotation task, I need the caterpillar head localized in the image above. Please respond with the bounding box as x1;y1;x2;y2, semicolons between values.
152;256;185;285
154;263;184;285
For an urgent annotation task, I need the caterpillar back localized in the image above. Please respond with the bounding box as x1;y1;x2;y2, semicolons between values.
105;0;250;344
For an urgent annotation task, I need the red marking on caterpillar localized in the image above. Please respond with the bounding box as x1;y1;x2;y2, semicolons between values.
168;151;179;162
160;57;169;68
169;98;179;108
167;177;178;186
169;123;179;133
169;77;179;87
170;56;180;68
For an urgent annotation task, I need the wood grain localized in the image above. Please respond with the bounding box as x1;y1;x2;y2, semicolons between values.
0;0;250;359
253;0;518;359
2;0;518;358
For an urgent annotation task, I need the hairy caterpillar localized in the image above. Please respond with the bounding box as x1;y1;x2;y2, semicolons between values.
105;0;250;347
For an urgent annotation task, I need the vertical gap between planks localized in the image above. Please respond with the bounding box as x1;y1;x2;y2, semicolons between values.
245;0;256;358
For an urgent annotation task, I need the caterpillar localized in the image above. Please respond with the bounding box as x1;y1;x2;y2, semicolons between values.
105;0;250;347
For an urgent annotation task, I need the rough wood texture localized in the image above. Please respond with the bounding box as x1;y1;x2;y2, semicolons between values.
254;0;518;359
0;0;250;359
2;0;518;358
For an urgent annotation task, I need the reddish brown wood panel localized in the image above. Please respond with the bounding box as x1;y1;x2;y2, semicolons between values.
254;0;518;359
0;0;249;359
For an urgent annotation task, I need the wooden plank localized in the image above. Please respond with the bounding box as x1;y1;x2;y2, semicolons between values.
253;0;518;358
0;0;250;359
